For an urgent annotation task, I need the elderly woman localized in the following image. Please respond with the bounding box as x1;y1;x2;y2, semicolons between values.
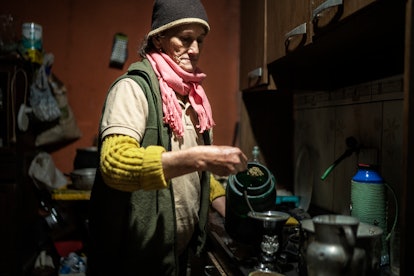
87;0;247;275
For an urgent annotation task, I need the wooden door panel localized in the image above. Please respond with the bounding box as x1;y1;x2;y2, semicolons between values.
267;0;311;63
240;0;266;90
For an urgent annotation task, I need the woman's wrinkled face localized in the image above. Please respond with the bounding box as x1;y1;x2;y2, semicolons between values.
153;23;207;73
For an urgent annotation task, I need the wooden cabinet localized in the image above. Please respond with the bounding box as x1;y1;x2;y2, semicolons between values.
0;56;38;276
240;0;398;92
239;0;307;189
268;0;311;63
311;0;376;35
239;0;412;274
268;1;405;91
239;0;268;90
239;0;311;91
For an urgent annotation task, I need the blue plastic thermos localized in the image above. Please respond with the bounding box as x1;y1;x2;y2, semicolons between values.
350;163;389;266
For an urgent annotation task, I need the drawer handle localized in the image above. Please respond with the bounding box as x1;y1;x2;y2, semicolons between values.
312;0;343;20
285;22;307;41
247;67;262;79
247;67;263;88
285;23;307;53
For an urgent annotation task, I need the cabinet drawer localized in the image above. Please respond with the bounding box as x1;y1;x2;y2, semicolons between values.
312;0;377;33
240;0;312;91
268;0;312;63
240;0;267;90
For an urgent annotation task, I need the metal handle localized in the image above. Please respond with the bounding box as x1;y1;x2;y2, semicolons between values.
312;0;343;20
285;22;307;41
247;67;262;79
342;225;356;269
384;182;399;241
244;190;256;215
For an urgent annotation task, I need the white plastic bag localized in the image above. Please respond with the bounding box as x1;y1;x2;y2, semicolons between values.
29;152;67;190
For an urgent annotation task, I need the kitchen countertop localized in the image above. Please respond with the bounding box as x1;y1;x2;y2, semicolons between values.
206;207;394;276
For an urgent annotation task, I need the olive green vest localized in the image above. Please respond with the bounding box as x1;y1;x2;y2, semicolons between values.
88;59;211;276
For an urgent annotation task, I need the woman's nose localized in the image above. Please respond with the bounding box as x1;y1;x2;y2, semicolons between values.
188;40;200;54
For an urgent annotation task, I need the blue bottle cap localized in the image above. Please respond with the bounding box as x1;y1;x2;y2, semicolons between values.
352;163;383;183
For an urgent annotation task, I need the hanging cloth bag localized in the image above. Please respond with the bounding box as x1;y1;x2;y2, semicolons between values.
29;53;61;122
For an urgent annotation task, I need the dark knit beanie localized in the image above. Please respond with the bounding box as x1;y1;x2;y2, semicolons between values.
148;0;210;37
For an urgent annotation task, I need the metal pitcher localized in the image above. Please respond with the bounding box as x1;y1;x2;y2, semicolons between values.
305;215;366;276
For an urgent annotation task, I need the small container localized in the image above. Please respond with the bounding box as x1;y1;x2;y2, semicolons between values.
21;22;43;63
70;168;96;190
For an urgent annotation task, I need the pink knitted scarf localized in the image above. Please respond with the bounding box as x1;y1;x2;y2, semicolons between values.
146;52;215;137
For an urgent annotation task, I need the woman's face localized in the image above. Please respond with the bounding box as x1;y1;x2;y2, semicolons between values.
155;23;207;73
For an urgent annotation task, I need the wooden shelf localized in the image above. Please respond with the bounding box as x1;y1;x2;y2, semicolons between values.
268;0;406;91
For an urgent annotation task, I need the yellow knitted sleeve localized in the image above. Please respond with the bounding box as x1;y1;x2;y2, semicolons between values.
100;134;167;192
210;175;226;203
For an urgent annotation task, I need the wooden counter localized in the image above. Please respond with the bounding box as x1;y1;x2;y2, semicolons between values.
51;187;91;201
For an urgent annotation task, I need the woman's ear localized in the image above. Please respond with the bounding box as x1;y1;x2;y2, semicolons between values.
152;36;162;51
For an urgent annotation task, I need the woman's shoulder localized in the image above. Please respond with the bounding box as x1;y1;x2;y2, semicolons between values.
127;58;152;74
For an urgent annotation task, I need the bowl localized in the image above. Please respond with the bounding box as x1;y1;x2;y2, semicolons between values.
70;168;96;190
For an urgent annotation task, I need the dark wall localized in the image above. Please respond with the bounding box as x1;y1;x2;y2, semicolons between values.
1;0;240;173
